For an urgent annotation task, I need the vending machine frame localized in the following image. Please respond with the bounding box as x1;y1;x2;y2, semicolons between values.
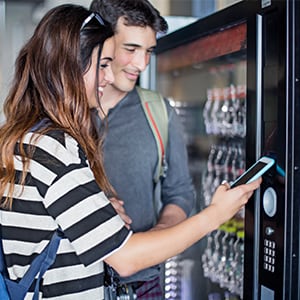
150;1;300;299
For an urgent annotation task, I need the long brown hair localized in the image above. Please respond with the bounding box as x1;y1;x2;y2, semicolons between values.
0;4;114;208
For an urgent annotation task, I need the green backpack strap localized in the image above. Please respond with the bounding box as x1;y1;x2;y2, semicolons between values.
136;86;168;183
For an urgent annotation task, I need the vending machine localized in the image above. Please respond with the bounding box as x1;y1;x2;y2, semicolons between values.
147;1;300;299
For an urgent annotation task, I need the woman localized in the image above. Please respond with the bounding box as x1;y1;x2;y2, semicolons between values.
0;4;127;299
0;4;261;300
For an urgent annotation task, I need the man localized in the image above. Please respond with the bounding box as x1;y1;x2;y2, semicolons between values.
90;0;195;298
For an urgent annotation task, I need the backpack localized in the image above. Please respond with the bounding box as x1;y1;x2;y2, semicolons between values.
0;229;62;300
136;86;168;216
136;86;168;183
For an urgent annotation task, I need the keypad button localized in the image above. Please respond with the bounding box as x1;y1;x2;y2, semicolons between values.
263;239;276;272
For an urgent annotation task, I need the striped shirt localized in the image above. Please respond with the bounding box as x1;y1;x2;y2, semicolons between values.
0;127;131;299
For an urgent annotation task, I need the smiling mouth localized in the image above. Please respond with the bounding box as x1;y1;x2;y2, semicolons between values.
97;87;103;97
124;70;139;80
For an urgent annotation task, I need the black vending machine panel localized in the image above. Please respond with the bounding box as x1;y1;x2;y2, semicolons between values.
258;5;286;300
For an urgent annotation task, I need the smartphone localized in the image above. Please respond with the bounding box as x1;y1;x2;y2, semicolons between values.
230;156;275;188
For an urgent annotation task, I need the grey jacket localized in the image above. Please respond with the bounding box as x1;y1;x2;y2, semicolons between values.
95;87;195;282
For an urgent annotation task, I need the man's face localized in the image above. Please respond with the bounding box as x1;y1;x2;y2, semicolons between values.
111;17;157;94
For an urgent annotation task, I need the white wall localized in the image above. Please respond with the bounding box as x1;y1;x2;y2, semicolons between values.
0;0;6;122
0;1;38;122
0;0;93;122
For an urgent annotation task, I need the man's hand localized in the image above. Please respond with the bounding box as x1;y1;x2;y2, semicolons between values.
151;204;187;231
109;197;132;229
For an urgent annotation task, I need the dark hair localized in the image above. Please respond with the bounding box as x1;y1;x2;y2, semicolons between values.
90;0;168;34
0;4;114;208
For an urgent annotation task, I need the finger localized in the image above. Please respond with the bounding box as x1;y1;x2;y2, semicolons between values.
219;180;231;190
124;223;131;230
109;199;124;211
243;177;262;191
119;213;132;225
109;197;123;204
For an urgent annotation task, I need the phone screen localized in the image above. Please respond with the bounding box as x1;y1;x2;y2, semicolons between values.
231;161;268;188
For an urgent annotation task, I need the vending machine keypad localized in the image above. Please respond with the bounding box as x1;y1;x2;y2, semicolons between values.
263;239;276;272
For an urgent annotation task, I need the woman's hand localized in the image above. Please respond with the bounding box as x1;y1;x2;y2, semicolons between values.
109;197;132;229
209;178;262;226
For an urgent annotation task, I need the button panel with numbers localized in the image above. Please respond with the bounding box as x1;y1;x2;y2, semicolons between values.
263;239;276;273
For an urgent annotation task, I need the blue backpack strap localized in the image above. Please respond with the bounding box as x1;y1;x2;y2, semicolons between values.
1;229;62;300
0;229;10;300
136;86;168;183
21;230;62;300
